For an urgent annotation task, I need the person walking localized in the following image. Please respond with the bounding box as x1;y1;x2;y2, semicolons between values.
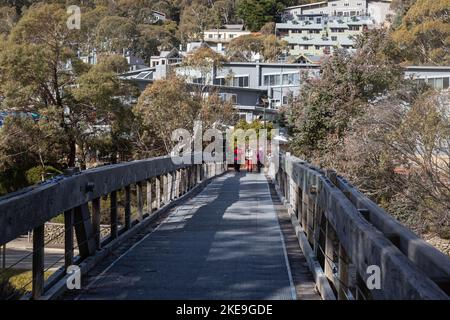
245;148;253;172
257;149;262;173
234;146;240;172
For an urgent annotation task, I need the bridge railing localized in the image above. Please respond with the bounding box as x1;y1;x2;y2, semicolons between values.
0;154;225;300
273;153;450;300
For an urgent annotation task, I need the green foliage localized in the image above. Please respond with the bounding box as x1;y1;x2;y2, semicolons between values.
289;30;403;159
25;166;62;185
226;33;288;62
391;0;450;65
133;75;236;157
237;0;284;32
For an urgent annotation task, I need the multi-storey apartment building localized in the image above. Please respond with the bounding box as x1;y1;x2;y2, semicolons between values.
276;0;392;57
202;24;252;54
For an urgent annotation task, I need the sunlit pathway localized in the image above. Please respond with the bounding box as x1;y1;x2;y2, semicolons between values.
74;172;303;300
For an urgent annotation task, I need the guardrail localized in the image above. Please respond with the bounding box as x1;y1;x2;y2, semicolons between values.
272;153;450;300
0;155;225;300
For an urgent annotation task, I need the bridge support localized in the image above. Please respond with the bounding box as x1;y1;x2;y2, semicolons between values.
338;245;350;300
324;221;337;287
147;180;153;214
110;191;118;239
156;176;161;209
92;198;101;248
137;182;144;222
64;209;74;269
32;224;45;300
74;204;96;258
163;174;168;205
124;187;131;230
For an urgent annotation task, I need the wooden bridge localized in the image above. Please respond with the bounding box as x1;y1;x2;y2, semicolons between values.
0;154;449;300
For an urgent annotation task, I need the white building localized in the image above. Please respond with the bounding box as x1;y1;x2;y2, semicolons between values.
149;48;184;68
200;24;252;55
203;24;251;43
277;0;393;56
283;0;392;25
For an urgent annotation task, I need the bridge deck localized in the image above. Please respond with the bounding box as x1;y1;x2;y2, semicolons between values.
72;172;319;300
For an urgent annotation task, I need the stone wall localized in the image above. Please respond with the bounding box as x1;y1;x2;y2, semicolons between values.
42;223;111;247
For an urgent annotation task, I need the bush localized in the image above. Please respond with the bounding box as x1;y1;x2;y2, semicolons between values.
25;166;62;185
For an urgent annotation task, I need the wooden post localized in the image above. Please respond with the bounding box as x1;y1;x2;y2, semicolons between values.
338;244;350;300
155;176;161;209
92;198;101;249
178;170;183;196
74;204;96;258
162;174;168;204
197;164;201;183
32;224;45;300
168;172;173;201
326;169;338;186
301;188;308;229
110;191;118;239
324;220;336;284
147;180;152;213
185;168;190;191
175;170;180;198
124;186;131;230
64;209;74;269
306;195;315;245
285;172;289;201
136;182;144;221
1;244;5;270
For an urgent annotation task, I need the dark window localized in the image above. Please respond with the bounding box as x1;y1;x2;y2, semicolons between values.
233;76;249;87
193;77;205;84
213;78;225;86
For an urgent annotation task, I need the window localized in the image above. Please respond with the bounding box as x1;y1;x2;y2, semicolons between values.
232;76;249;87
208;34;213;38
331;36;337;41
213;78;225;86
428;77;446;90
282;73;300;85
263;74;281;86
349;25;360;31
304;45;309;50
192;77;205;84
229;34;234;39
219;93;237;103
315;45;320;50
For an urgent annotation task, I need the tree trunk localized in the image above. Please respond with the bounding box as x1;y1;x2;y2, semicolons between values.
68;139;76;168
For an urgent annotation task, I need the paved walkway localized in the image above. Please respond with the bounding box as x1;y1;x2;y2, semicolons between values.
74;172;311;300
